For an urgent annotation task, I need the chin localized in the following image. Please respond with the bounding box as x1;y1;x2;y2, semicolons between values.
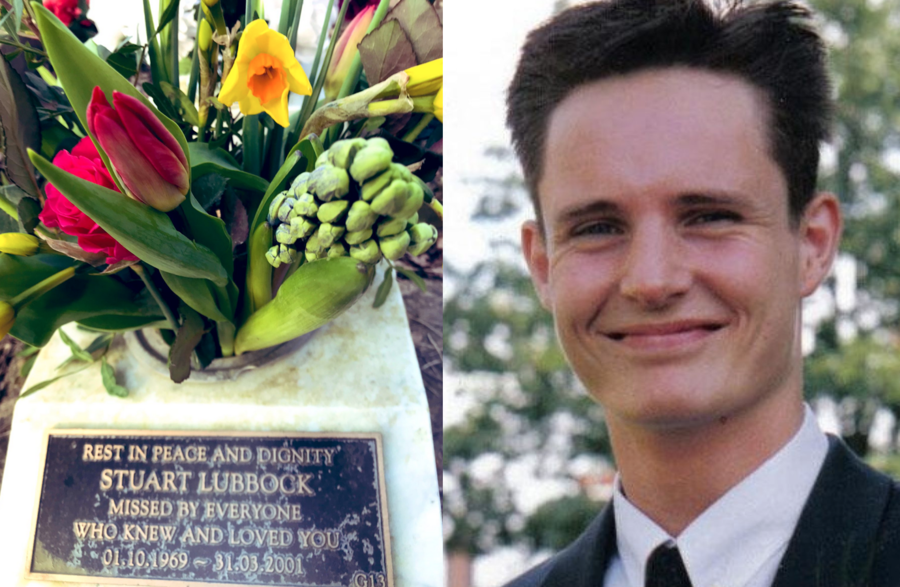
591;374;736;431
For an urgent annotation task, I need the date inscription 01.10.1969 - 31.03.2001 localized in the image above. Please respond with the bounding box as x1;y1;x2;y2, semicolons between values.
24;430;393;587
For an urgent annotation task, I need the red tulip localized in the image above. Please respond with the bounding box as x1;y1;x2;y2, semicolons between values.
86;87;189;212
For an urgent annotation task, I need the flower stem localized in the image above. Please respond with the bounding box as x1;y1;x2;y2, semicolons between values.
132;263;179;331
428;198;443;220
10;265;77;309
403;114;434;143
0;38;47;57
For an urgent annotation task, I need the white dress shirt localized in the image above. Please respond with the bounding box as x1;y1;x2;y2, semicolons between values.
604;406;829;587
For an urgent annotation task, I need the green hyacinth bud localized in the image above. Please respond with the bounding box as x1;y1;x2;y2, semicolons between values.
317;223;346;248
378;231;410;261
344;228;373;245
346;200;379;232
317;200;350;224
315;151;332;168
327;242;347;259
278;244;297;265
361;167;395;202
275;223;297;245
267;193;287;226
290;171;311;194
409;222;438;244
391;162;413;183
277;197;297;222
394;180;424;219
306;233;325;255
349;239;383;264
266;245;282;268
376;215;409;237
291;217;318;239
330;138;367;169
407;212;419;226
349;141;393;183
292;192;319;217
408;237;436;256
309;165;350;202
371;179;409;216
367;137;391;151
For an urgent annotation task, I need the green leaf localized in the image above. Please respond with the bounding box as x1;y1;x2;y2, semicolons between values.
297;136;318;172
12;0;22;34
168;304;205;383
32;2;191;193
58;328;94;363
101;357;128;397
77;315;167;332
29;150;229;286
0;56;41;197
384;0;442;64
396;266;427;292
0;210;17;234
188;143;269;192
19;363;92;399
0;255;161;347
105;42;142;79
19;353;37;380
142;0;168;86
373;266;393;308
17;344;40;358
155;0;180;36
178;194;236;304
142;81;180;123
358;20;417;86
160;271;231;323
191;173;228;210
16;196;40;234
160;80;199;126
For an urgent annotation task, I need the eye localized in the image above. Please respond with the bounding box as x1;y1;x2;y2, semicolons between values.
571;221;624;238
686;210;743;225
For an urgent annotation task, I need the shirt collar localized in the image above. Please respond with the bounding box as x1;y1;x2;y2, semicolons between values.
612;405;829;587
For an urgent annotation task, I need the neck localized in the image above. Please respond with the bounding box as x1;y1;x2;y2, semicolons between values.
609;390;805;537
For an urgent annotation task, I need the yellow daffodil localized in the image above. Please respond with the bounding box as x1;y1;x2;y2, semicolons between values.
405;58;442;97
433;85;443;122
218;19;312;128
405;58;443;123
0;233;41;256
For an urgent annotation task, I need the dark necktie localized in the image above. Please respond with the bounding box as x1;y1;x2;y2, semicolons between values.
645;542;693;587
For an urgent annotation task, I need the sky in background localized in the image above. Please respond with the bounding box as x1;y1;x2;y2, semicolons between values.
444;0;558;279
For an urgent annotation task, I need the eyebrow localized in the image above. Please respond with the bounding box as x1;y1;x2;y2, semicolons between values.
554;191;754;226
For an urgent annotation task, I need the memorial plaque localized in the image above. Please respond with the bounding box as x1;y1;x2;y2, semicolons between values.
25;430;393;587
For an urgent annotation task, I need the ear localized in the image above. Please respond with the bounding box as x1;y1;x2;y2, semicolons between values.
522;220;553;310
799;192;842;297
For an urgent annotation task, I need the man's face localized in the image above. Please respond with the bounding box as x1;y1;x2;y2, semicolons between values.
522;68;839;431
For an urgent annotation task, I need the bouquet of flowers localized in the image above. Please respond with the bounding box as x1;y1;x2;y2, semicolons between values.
0;0;443;387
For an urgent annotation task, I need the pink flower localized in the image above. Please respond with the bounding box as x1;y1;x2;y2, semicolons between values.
87;88;189;212
39;137;138;265
44;0;86;26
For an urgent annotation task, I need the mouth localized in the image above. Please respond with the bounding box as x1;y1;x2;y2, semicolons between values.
603;321;726;350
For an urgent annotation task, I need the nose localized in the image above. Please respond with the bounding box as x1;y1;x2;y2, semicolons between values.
619;223;691;308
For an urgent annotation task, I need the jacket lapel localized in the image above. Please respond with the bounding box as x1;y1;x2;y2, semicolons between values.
541;503;617;587
771;436;893;587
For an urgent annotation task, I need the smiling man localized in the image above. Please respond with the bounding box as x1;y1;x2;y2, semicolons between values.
503;1;900;587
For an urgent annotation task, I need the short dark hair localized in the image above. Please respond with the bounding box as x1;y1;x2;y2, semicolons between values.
506;0;832;224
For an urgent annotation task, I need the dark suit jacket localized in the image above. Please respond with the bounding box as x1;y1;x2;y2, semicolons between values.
505;437;900;587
